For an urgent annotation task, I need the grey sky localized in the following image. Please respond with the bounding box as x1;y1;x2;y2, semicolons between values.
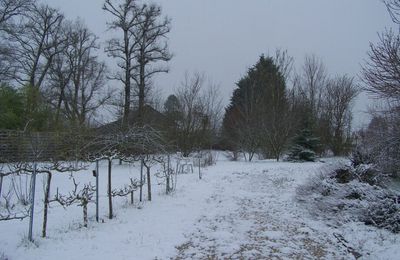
45;0;393;127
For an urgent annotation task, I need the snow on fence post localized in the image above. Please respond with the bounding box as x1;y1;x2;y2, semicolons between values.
96;160;99;222
28;161;37;242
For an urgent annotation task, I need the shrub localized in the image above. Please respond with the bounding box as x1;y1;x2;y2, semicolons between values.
297;163;400;233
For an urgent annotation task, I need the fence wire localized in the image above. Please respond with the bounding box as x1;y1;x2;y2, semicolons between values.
0;130;92;163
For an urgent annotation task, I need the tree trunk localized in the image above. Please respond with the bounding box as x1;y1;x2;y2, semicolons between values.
123;28;131;129
130;191;134;205
42;171;52;238
138;61;145;126
249;152;254;162
0;174;3;199
83;203;88;228
139;159;143;202
108;159;113;219
166;175;170;194
146;166;151;201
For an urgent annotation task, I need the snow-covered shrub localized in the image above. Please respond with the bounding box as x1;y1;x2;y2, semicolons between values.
353;164;387;186
363;195;400;233
297;163;400;233
329;164;387;187
331;167;354;184
350;145;374;167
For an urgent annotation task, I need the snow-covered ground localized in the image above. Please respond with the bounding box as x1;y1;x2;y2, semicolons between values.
1;155;399;259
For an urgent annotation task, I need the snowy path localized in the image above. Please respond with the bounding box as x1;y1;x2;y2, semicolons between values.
172;162;351;259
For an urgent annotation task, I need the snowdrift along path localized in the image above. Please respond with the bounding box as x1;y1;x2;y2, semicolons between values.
1;158;399;259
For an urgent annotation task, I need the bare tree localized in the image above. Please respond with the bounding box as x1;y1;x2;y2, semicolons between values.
103;0;145;128
174;72;222;156
132;3;172;125
111;178;139;205
360;0;400;177
46;20;112;128
297;54;327;118
274;49;294;82
362;29;400;104
385;0;400;25
7;3;65;115
63;21;110;128
0;0;34;81
53;177;95;228
0;0;33;82
0;0;34;31
46;42;72;126
324;75;359;155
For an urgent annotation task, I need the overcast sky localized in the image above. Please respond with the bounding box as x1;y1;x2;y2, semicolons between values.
45;0;393;127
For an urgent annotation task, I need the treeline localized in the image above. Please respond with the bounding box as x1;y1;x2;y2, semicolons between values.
0;0;109;130
3;0;397;167
0;0;171;131
221;51;358;161
0;0;359;160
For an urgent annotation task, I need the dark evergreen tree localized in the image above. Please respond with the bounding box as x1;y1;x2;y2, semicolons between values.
0;84;24;130
222;55;292;161
163;94;182;146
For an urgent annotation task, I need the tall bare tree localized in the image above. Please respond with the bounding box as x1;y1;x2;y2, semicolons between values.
64;21;110;128
46;20;111;128
132;3;172;125
298;54;327;118
7;3;65;116
324;75;359;155
103;0;144;128
174;72;222;156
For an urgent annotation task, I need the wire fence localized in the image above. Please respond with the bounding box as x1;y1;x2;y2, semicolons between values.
0;130;90;163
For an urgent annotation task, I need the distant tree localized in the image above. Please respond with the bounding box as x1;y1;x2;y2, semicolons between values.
164;94;181;117
297;54;327;118
131;3;172;125
48;20;111;128
292;54;330;152
287;128;320;162
163;94;182;144
0;0;35;82
6;3;65;123
222;55;292;161
359;0;400;177
103;0;145;128
175;73;207;156
0;84;24;130
174;72;222;156
324;75;358;155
